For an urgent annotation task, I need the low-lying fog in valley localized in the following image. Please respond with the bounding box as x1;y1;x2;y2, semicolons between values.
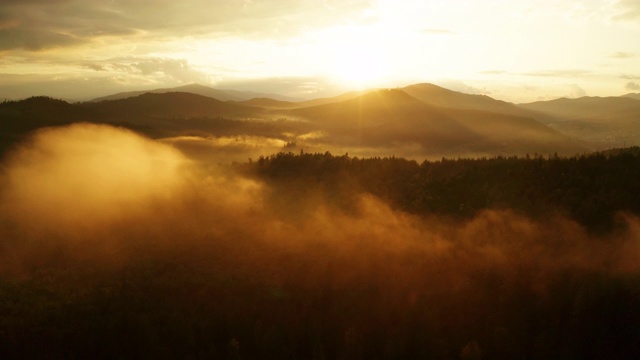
2;123;640;358
3;0;640;357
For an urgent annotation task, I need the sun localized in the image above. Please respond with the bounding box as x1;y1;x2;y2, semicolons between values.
318;25;392;89
329;42;387;88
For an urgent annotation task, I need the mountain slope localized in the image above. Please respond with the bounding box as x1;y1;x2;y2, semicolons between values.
518;96;640;147
287;89;448;127
622;93;640;101
88;83;299;102
292;90;373;108
1;86;589;159
402;83;556;121
518;96;640;119
231;97;298;109
287;89;585;155
85;92;263;119
402;83;512;111
0;96;93;153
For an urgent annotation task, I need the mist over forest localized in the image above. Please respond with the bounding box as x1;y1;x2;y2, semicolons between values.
2;83;640;359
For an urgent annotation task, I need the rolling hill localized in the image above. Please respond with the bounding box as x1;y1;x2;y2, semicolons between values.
2;83;616;159
622;93;640;101
286;89;585;156
286;89;438;127
402;83;515;112
0;96;93;153
518;96;640;147
231;97;299;109
84;92;262;120
518;96;640;120
89;83;300;102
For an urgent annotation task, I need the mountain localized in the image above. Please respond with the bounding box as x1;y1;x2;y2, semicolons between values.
293;90;373;108
518;96;640;119
518;96;640;147
402;83;513;111
287;89;436;127
0;96;93;153
0;85;593;159
401;83;560;122
84;92;263;124
231;98;298;109
88;83;299;102
287;89;585;156
622;93;640;101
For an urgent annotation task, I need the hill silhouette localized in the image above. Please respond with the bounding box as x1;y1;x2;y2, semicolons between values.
89;83;299;102
2;84;629;159
287;89;434;127
231;97;299;109
0;96;92;153
403;83;513;111
622;93;640;101
287;89;585;156
519;96;640;119
85;92;262;120
403;83;561;123
519;96;640;147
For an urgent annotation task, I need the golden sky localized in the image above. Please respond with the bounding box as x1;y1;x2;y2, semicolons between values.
1;0;639;102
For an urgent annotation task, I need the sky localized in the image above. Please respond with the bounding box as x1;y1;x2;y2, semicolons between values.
0;0;639;103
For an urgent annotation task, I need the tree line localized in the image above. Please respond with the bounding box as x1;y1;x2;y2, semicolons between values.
241;148;640;233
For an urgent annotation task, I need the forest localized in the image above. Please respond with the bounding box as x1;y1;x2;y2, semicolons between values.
242;149;640;233
1;126;640;359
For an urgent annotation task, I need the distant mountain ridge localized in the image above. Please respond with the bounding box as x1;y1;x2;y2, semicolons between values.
517;96;640;147
89;83;301;102
518;96;640;119
623;93;640;101
4;82;640;158
285;89;585;156
86;92;261;119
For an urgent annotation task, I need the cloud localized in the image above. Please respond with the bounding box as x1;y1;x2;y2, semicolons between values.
0;56;213;100
0;123;189;233
0;28;82;51
479;70;507;75
522;69;591;77
2;122;640;358
621;74;640;80
1;124;640;289
129;58;211;84
0;1;137;51
0;0;376;51
610;52;635;59
215;76;347;99
160;135;288;163
435;80;491;95
81;63;106;71
567;84;587;98
420;28;456;35
626;82;640;91
613;0;640;21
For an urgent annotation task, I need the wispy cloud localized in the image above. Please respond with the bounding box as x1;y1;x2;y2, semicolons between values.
626;82;640;91
613;0;640;21
522;69;591;77
81;63;106;71
610;52;635;59
420;28;456;35
435;80;491;95
479;70;506;75
621;74;640;80
567;84;586;98
79;57;211;83
0;0;376;52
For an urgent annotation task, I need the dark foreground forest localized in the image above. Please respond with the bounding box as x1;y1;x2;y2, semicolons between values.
1;125;640;359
